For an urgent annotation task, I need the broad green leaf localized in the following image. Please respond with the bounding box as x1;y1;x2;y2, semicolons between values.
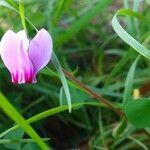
125;99;150;128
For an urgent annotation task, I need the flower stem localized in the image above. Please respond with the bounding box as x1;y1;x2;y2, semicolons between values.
63;69;124;117
19;0;27;32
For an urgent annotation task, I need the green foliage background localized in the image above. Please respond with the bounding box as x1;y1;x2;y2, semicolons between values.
0;0;150;149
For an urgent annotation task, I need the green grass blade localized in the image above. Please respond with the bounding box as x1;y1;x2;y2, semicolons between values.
133;0;141;11
104;50;136;86
0;1;16;10
128;136;149;150
52;0;70;25
19;0;27;31
0;138;49;144
0;92;50;150
5;0;18;9
112;9;150;59
123;56;140;105
54;0;113;44
51;51;72;112
0;1;38;32
112;124;135;148
0;102;105;138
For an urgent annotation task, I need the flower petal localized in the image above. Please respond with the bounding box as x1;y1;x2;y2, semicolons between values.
29;29;52;75
0;30;35;84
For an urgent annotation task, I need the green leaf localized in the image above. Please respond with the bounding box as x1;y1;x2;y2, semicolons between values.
60;86;89;105
125;99;150;128
52;0;71;25
105;50;136;86
128;136;149;150
3;128;24;150
112;124;135;147
54;0;113;44
123;56;140;105
112;9;150;59
0;102;105;138
19;0;27;31
0;92;50;150
51;51;72;112
0;1;38;32
112;119;126;138
22;143;40;150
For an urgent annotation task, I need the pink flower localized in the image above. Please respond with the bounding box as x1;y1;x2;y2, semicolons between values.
0;29;52;84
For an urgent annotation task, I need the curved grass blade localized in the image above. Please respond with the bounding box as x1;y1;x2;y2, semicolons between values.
0;92;50;150
112;9;150;59
0;102;106;138
128;136;149;150
51;51;72;112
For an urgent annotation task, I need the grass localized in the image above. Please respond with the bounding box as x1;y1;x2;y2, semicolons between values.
0;0;150;149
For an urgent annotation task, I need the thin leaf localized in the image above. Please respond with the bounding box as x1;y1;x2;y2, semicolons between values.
128;136;149;150
54;0;113;44
51;51;72;112
112;9;150;59
0;102;105;138
123;56;140;105
0;1;38;32
19;0;27;31
0;138;49;144
0;92;50;150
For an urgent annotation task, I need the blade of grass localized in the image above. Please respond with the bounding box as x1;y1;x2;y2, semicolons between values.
52;0;71;25
5;0;18;9
123;56;140;105
0;1;38;32
111;124;135;148
0;102;106;138
112;9;150;59
128;136;148;150
104;50;137;86
0;92;50;150
54;0;113;45
19;0;26;31
0;138;49;144
51;51;72;112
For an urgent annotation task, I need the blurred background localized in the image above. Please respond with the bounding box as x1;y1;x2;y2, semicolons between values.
0;0;150;149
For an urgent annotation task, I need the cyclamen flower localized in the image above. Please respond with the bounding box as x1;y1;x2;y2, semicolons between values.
0;29;52;84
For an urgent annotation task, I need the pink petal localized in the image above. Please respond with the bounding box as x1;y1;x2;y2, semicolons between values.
0;30;35;84
29;29;52;76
